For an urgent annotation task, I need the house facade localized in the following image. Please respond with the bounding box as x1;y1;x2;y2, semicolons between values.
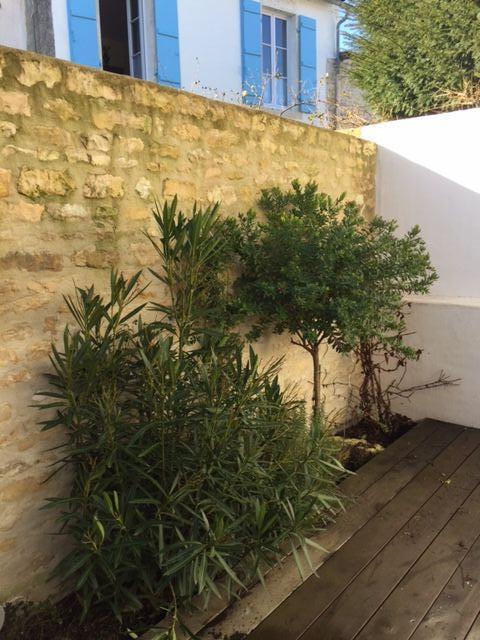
0;0;345;122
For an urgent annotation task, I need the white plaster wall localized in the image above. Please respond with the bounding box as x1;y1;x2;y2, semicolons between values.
0;0;27;50
359;109;480;427
361;109;480;298
392;300;480;429
177;0;243;101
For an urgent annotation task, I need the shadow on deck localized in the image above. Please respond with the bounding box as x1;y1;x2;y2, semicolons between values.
247;419;480;640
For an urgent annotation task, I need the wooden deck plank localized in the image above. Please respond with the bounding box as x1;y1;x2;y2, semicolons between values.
410;533;480;640
247;423;468;640
298;436;480;640
355;483;480;639
465;614;480;640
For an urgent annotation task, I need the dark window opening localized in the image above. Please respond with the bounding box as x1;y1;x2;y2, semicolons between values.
99;0;144;78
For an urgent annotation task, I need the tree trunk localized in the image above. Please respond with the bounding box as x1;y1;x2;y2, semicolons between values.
312;345;322;418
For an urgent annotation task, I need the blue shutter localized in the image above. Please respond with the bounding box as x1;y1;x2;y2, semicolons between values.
298;16;317;114
241;0;261;105
154;0;181;87
67;0;101;68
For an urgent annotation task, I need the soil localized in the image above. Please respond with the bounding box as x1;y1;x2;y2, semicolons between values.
342;413;416;447
1;596;159;640
335;413;416;471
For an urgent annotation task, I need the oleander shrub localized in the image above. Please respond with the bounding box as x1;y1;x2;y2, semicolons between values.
41;198;344;633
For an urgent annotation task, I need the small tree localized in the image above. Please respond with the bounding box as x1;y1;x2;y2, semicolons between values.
233;181;437;422
351;218;437;427
349;0;480;118
233;181;372;417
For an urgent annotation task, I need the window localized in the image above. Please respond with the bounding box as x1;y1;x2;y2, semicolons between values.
261;13;288;107
99;0;145;78
126;0;145;79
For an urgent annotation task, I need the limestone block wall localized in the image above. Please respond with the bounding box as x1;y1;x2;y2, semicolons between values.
0;45;376;601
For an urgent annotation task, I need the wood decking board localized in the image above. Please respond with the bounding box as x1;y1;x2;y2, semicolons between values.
248;422;466;639
299;433;480;640
410;533;480;640
466;614;480;640
247;421;480;640
354;481;480;639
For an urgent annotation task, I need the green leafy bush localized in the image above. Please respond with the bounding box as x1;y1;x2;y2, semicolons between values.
232;180;374;416
349;0;480;118
350;218;437;426
41;199;344;631
232;181;436;426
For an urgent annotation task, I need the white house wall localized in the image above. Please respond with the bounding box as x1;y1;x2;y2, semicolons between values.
178;0;338;117
0;0;27;51
360;109;480;428
177;0;243;101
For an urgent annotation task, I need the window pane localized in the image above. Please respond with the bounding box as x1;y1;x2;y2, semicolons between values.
262;14;271;44
275;48;287;77
131;20;140;54
263;76;272;104
130;0;139;20
275;18;287;48
275;77;287;106
132;53;142;78
262;44;272;75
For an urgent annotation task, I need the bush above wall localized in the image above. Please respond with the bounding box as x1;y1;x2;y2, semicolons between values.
349;0;480;118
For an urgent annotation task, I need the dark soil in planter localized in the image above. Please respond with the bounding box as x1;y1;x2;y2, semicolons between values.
342;413;416;447
1;596;159;640
335;413;416;472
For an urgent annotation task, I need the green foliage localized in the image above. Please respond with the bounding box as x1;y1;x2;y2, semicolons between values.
40;198;344;632
350;218;437;424
234;181;372;350
232;180;437;421
233;180;374;414
349;0;480;118
347;216;437;352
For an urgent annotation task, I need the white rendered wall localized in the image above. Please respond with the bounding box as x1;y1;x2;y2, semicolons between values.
361;109;480;299
388;300;480;429
0;0;27;51
177;0;243;101
359;109;480;428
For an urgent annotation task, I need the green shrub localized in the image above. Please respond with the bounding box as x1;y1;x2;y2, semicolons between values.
232;180;373;417
41;199;344;632
232;181;436;428
349;0;480;118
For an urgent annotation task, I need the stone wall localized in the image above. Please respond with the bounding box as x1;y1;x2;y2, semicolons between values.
0;45;376;602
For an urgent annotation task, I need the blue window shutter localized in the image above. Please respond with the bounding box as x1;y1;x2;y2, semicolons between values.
67;0;101;68
299;16;317;114
241;0;261;105
154;0;181;87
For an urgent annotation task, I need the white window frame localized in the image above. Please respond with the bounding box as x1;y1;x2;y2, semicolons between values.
126;0;147;79
261;9;289;108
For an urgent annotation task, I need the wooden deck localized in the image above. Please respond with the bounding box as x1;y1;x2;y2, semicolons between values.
247;419;480;640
